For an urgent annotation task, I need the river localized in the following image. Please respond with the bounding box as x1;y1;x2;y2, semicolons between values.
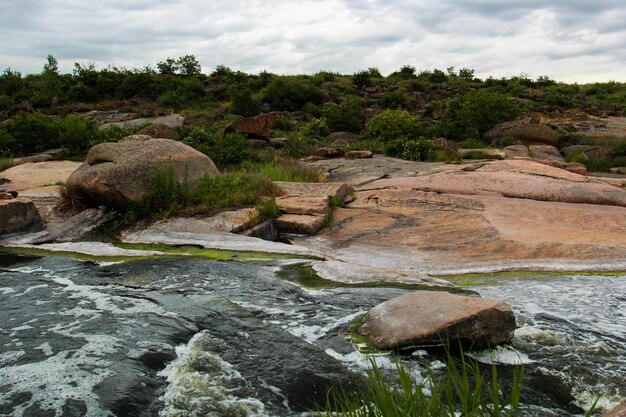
0;253;624;416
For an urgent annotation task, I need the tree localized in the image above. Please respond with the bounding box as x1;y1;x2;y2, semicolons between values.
43;54;59;75
177;55;201;76
157;58;179;75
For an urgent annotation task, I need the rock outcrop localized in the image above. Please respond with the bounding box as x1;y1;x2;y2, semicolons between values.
485;120;559;147
359;291;516;349
136;124;179;140
66;135;219;209
0;197;45;235
226;112;277;139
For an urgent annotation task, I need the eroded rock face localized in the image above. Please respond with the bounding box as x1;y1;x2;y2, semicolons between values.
226;112;277;138
359;291;516;349
66;136;219;209
485;120;559;147
0;197;44;235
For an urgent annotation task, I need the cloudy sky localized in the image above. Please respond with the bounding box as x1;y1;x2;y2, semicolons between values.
1;0;625;82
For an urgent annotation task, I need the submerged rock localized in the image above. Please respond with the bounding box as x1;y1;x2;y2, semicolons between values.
359;291;516;350
66;136;219;209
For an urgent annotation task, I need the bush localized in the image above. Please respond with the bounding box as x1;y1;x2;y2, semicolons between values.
228;85;259;117
321;99;363;132
181;127;219;156
352;70;373;88
210;132;252;167
57;114;100;155
191;172;276;210
385;137;435;161
239;157;322;182
363;110;424;143
458;138;489;149
610;141;626;157
439;91;520;141
298;118;329;140
285;134;319;158
262;77;323;111
0;128;16;156
0;157;16;172
380;90;411;109
7;112;59;154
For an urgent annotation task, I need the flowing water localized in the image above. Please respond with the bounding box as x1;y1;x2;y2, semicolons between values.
0;253;624;417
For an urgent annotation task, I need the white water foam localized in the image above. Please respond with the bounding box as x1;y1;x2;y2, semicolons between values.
159;330;268;417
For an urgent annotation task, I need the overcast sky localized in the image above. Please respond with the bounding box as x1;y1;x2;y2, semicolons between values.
1;0;624;82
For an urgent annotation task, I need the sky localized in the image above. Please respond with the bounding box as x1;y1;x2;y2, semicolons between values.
0;0;625;83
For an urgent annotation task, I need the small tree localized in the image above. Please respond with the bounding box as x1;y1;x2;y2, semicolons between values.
177;55;201;76
157;58;179;75
43;54;59;75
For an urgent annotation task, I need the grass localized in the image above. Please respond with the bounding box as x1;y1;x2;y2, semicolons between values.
316;350;525;417
53;185;88;216
239;156;324;182
0;157;16;173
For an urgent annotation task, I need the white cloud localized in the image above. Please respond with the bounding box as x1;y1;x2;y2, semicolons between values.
0;0;624;82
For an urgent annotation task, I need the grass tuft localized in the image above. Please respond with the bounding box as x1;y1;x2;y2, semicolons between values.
0;157;16;173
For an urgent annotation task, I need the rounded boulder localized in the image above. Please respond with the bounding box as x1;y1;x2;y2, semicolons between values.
66;135;219;209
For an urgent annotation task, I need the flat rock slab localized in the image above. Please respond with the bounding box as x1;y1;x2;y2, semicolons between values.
360;159;626;207
274;181;350;201
100;114;185;129
121;217;319;257
276;196;329;215
196;208;260;233
1;161;82;194
276;214;326;235
359;291;516;349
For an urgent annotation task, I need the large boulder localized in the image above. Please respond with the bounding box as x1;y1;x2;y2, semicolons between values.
528;145;564;162
66;136;219;209
225;112;278;139
359;291;516;349
485;120;559;147
0;197;45;235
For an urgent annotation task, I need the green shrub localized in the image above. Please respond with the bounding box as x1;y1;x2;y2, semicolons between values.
491;135;517;148
256;198;280;220
566;155;615;172
139;161;189;217
458;138;489;149
380;90;411;109
0;128;16;156
191;172;276;210
317;350;524;417
210;132;251;167
352;70;373;88
321;99;363;132
439;91;520;141
57;114;100;155
610;141;626;157
285;134;319;158
298;118;329;139
228;85;259;117
240;158;322;182
385;137;435;161
7;112;59;154
272;114;296;131
182;126;219;156
363;110;424;143
0;157;16;172
97;125;136;144
262;77;323;111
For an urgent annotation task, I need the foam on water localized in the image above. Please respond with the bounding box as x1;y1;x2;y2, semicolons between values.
159;330;268;417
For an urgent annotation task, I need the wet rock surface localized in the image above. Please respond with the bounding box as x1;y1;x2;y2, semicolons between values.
359;291;516;349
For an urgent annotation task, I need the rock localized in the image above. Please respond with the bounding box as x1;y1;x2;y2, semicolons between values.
100;114;185;130
432;138;459;153
241;220;279;241
276;196;329;215
66;136;219;209
14;153;54;164
136;124;179;140
0;197;45;235
46;207;119;242
194;208;261;233
327;131;359;144
528;145;564;162
503;145;530;159
0;192;14;199
604;399;626;417
359;291;516;350
276;214;326;235
610;167;626;175
247;138;269;149
485;120;559;147
225;112;278;138
269;137;289;149
314;147;344;158
345;150;374;159
274;182;350;202
458;149;506;160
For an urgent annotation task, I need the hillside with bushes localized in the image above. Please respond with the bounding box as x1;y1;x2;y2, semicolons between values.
1;55;625;172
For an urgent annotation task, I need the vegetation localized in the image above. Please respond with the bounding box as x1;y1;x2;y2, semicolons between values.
317;351;527;417
1;54;624;167
0;157;16;172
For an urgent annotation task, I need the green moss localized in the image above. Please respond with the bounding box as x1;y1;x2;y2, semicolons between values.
437;270;626;287
0;245;156;263
276;263;475;294
345;315;389;354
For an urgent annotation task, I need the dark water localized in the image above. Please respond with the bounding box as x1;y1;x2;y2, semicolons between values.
0;254;624;416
